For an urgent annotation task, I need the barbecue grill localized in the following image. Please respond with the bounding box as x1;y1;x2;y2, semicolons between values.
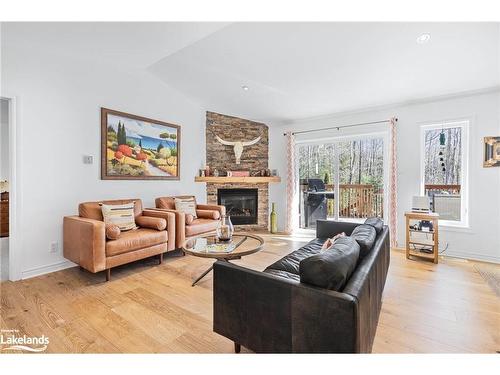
301;179;335;228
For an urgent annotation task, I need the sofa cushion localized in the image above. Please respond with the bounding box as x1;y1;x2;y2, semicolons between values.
105;224;121;240
174;197;197;218
196;209;221;220
364;217;384;234
184;218;220;237
101;202;137;231
185;214;195;225
79;199;143;221
264;268;300;282
299;236;360;291
265;238;326;275
351;224;376;258
106;228;167;256
136;215;166;231
156;195;194;210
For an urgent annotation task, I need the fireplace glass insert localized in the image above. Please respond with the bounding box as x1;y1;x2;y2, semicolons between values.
217;188;258;225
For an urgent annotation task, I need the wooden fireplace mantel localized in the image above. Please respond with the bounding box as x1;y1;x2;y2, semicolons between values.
194;176;281;184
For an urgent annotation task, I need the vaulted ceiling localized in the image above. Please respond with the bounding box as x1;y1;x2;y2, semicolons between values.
3;22;499;123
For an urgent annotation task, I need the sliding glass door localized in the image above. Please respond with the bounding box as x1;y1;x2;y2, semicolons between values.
297;134;386;229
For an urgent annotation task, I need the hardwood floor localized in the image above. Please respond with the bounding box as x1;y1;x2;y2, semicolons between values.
1;232;499;353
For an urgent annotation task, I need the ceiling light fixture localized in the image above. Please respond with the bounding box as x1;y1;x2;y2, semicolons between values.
416;33;431;44
241;85;249;91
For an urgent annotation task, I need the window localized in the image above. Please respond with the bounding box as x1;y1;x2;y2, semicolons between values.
296;133;387;229
421;120;468;226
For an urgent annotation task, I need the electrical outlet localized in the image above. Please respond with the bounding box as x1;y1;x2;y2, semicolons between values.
83;155;94;164
50;241;59;253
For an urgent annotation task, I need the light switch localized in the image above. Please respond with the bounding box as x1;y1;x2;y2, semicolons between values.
83;155;94;164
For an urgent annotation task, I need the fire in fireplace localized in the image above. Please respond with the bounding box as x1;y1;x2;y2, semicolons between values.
217;188;258;225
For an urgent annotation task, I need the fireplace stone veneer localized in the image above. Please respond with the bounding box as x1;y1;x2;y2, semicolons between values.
207;183;268;230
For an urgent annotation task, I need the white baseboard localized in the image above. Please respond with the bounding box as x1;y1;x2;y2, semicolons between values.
444;250;500;264
21;260;76;280
392;247;499;264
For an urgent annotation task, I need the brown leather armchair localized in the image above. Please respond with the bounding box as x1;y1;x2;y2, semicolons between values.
154;196;225;248
63;198;175;281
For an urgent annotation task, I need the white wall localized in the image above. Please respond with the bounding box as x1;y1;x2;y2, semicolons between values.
270;90;500;263
1;42;207;279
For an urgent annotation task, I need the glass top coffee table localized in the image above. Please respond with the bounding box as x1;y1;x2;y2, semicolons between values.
182;233;264;286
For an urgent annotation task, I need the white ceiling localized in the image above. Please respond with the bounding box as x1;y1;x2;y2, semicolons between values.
2;22;229;70
3;22;499;123
149;22;500;122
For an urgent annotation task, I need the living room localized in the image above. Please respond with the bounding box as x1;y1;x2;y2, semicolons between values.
1;1;499;372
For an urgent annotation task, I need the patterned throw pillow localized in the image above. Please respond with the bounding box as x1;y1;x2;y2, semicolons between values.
174;197;197;218
100;202;137;231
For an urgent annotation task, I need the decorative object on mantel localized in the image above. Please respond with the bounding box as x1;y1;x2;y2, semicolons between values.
270;202;278;233
212;131;262;165
483;136;500;167
231;170;250;177
101;108;180;180
194;176;281;183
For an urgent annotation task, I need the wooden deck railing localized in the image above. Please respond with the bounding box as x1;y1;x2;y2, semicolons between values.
339;184;383;218
424;184;461;195
324;184;384;218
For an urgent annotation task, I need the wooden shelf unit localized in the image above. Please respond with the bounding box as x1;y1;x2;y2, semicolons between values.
405;211;439;264
194;176;281;184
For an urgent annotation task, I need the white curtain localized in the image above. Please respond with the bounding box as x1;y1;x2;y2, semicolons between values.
285;131;296;234
389;117;398;248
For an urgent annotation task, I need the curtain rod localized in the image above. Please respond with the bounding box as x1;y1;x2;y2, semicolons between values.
282;118;398;136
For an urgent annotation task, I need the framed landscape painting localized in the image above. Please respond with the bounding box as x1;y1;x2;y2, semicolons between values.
101;108;180;180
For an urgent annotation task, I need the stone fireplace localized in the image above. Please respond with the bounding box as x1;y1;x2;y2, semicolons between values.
203;111;273;230
217;188;258;225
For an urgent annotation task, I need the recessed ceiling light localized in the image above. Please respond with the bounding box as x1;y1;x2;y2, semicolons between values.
416;33;431;44
241;85;249;91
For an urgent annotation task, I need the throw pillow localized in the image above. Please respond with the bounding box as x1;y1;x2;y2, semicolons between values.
364;217;384;234
136;216;167;231
185;213;194;225
100;202;137;231
196;209;220;220
351;224;376;258
105;224;121;240
321;232;346;250
300;236;360;291
174;197;197;218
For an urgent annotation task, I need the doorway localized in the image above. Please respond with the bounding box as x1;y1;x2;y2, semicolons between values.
0;98;10;280
296;132;389;230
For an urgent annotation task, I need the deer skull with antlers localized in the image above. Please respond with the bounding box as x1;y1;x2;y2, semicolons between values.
214;133;262;164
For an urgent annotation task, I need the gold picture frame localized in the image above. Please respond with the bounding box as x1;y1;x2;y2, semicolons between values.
483;136;500;167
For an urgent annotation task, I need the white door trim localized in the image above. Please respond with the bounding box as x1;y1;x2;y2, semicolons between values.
2;95;22;281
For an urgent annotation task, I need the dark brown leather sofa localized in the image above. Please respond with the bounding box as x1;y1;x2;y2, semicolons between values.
213;219;390;353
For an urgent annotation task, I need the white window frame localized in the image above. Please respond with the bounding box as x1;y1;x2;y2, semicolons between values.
294;130;389;228
419;119;469;228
